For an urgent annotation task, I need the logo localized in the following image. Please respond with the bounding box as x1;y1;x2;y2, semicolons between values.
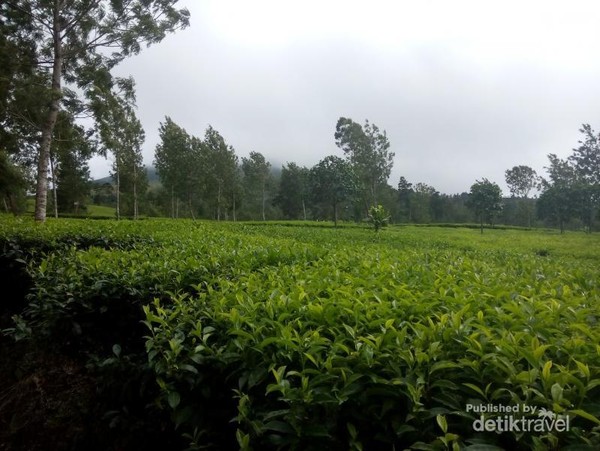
466;403;570;433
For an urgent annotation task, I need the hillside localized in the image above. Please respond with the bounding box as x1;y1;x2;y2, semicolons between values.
92;166;160;186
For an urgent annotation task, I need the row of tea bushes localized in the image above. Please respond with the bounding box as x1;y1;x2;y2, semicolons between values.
1;217;599;449
144;242;600;449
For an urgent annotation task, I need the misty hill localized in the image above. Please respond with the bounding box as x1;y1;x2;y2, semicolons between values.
92;166;160;186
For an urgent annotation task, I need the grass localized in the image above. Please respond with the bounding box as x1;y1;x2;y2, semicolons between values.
86;204;115;217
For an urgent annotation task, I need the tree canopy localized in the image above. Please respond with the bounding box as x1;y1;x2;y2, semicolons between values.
335;117;394;212
2;0;189;221
467;179;503;233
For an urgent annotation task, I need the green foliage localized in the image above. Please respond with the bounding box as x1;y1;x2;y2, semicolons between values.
367;204;390;232
310;155;357;226
274;163;310;220
505;165;539;198
335;117;394;209
2;218;600;449
2;0;190;222
242;151;273;221
467;179;503;233
0;151;28;214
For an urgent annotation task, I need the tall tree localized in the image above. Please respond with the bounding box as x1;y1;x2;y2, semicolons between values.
505;165;538;198
154;117;191;218
274;162;310;220
309;155;357;227
505;165;539;227
242;151;271;221
467;179;503;234
0;150;28;214
411;182;438;223
91;80;145;220
51;111;93;215
2;1;189;222
334;117;394;212
537;154;580;233
118;136;147;219
397;176;413;222
569;124;600;231
0;5;43;161
202;126;238;221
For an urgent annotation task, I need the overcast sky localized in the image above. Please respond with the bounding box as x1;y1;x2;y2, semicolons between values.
90;0;600;195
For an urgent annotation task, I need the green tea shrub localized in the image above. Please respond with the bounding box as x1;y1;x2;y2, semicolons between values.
1;217;599;450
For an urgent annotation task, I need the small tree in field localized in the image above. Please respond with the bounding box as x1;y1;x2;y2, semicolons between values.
368;204;390;232
467;179;503;234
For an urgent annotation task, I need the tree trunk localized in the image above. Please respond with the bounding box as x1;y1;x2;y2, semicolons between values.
170;185;175;218
371;179;377;206
333;201;338;227
217;182;221;221
232;192;237;222
115;160;120;220
34;3;63;222
261;185;266;221
480;214;483;234
133;164;138;220
49;151;58;218
3;197;8;213
302;198;307;221
188;193;195;220
560;218;564;234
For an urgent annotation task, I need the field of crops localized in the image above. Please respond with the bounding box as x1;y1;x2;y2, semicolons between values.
1;217;599;450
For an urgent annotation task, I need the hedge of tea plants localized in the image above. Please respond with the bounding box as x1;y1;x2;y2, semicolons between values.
1;216;600;450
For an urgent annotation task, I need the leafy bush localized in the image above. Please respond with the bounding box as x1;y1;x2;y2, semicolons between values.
1;217;599;449
367;204;390;232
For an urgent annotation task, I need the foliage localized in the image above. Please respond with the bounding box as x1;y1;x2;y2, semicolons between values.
202;126;238;220
2;217;600;449
91;79;146;219
242;151;273;221
335;117;394;210
538;154;582;233
505;165;539;228
367;204;390;232
467;179;503;233
274;163;310;220
154;117;195;218
1;0;190;221
309;156;357;226
49;111;93;215
569;124;600;231
0;150;28;214
505;165;539;198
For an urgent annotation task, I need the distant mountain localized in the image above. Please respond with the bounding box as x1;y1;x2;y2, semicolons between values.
92;166;160;185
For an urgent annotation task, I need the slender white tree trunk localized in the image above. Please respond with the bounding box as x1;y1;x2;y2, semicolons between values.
115;159;120;220
49;151;58;218
133;164;138;220
217;182;222;221
171;185;175;218
232;192;237;222
261;181;266;221
35;2;63;222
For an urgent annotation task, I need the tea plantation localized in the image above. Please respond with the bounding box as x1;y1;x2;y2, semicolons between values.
1;217;599;450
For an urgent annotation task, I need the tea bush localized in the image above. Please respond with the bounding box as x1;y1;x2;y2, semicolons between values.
1;217;599;450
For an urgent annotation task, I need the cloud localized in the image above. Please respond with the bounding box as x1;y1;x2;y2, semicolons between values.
90;0;600;195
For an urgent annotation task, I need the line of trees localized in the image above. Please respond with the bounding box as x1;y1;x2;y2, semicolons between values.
0;1;189;221
148;116;598;231
149;117;395;223
0;0;597;230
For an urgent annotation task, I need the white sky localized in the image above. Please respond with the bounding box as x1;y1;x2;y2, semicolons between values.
90;0;600;194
